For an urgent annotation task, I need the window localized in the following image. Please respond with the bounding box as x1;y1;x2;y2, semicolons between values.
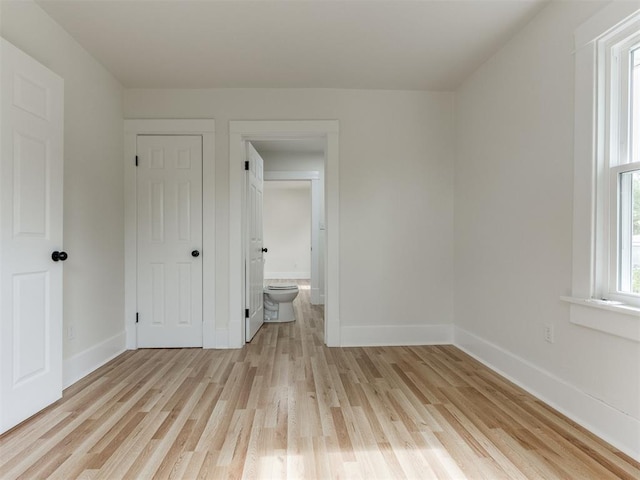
568;4;640;340
617;48;640;295
600;21;640;305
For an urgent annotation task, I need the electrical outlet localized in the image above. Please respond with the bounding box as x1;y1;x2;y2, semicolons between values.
544;324;555;344
67;325;75;340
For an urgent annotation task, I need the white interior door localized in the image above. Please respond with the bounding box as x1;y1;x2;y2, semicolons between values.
0;39;64;433
245;143;264;342
136;135;203;347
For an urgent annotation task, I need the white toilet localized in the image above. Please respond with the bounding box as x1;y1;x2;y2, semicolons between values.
263;284;299;322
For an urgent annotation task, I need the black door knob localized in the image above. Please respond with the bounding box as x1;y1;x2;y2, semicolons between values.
51;251;68;262
191;250;200;257
261;247;268;253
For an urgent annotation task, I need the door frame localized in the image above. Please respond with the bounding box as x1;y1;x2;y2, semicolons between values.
230;120;340;347
264;171;323;305
124;119;215;349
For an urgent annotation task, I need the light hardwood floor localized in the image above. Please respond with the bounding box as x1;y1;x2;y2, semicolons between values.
1;280;638;479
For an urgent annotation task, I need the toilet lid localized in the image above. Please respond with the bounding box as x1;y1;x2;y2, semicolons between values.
266;284;297;290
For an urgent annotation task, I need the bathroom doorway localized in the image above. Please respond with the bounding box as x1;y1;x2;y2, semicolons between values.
250;139;325;342
229;120;339;347
252;139;325;306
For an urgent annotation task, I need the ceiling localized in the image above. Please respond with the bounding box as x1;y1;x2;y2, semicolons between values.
36;0;548;91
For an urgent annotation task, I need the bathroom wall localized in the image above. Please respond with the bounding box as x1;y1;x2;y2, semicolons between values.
263;181;312;279
1;0;125;383
262;150;326;299
262;150;325;218
124;88;456;346
262;151;324;173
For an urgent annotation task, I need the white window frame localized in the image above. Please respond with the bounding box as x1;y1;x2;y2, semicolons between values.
565;4;640;342
601;26;640;304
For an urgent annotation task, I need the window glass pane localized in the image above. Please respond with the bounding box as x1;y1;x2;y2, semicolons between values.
633;47;640;163
618;169;640;294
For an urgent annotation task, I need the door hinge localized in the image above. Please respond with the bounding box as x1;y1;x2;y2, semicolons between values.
135;155;138;166
136;312;139;323
244;160;249;171
245;308;249;318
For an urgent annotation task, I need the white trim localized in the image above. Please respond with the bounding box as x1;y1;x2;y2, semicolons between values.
572;29;599;299
123;119;214;134
454;326;640;461
124;119;216;349
561;295;640;316
265;272;311;280
313;289;325;305
229;120;340;347
63;332;126;389
310;176;322;305
340;325;453;347
561;297;640;342
603;25;640;303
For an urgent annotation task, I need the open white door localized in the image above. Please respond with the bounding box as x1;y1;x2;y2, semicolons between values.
245;143;265;342
0;39;64;433
136;135;203;347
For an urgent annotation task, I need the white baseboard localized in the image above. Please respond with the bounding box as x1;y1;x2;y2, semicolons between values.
265;272;310;280
310;288;325;305
63;331;126;389
340;324;453;347
454;326;640;461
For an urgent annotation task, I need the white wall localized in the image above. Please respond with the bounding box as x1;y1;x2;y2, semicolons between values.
263;182;311;279
124;88;456;344
262;151;325;173
454;0;639;458
262;151;325;227
1;1;125;379
3;0;636;458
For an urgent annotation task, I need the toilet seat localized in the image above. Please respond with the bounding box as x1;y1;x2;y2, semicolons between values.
266;284;297;290
263;284;298;323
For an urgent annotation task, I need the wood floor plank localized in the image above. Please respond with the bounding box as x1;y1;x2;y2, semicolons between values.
1;280;638;479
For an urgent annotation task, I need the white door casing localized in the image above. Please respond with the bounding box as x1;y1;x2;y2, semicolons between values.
245;143;265;342
229;121;339;348
124;120;215;349
0;39;64;433
136;135;203;348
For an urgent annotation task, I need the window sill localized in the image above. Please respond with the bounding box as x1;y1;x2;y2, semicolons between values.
561;296;640;342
